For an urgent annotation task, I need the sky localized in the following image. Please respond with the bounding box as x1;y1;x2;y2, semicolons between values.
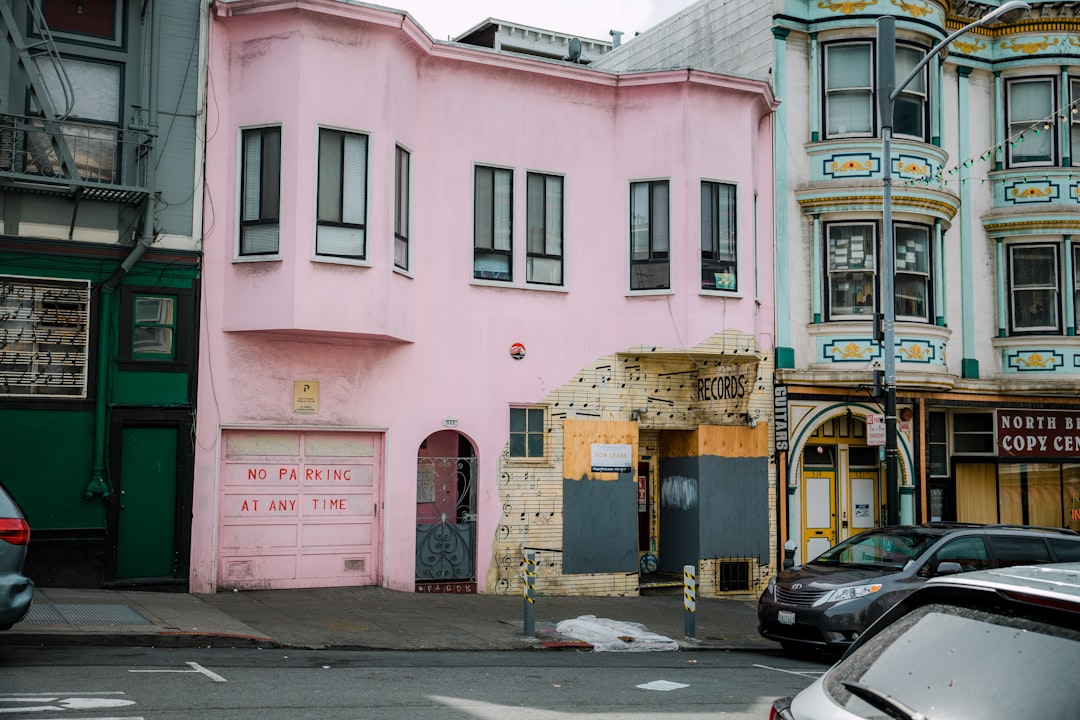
384;0;692;43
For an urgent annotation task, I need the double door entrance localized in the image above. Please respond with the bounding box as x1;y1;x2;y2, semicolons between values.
800;416;880;561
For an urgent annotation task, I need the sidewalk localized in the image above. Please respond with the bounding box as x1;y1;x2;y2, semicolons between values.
1;586;776;652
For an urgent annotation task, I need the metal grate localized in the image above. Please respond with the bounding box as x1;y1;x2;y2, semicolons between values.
21;603;152;626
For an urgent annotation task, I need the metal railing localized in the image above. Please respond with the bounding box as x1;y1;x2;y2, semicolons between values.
0;113;152;203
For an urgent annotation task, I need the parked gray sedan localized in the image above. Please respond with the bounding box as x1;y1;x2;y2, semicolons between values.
758;522;1080;653
0;481;33;630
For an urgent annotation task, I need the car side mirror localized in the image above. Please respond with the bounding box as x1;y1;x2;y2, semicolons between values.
935;561;964;576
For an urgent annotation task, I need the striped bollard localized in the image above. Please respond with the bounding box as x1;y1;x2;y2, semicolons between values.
523;551;536;637
683;564;696;638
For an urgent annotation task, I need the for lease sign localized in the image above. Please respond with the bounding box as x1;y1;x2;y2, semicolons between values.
996;409;1080;458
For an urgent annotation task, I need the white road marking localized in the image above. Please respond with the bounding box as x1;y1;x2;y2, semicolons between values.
0;698;135;713
753;663;827;678
128;662;226;683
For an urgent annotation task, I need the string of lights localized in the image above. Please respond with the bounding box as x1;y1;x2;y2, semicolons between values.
901;96;1080;187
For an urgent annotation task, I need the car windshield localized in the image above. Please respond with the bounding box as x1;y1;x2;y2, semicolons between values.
825;602;1080;718
811;530;936;569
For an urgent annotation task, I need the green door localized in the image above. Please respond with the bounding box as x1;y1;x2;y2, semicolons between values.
117;427;178;579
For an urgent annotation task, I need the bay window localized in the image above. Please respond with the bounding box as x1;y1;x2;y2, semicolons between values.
827;223;875;318
1007;77;1056;166
894;224;930;321
526;172;564;286
1009;243;1059;333
823;40;927;141
629;180;670;291
316;128;368;260
701;181;737;291
240;126;281;256
473;165;513;281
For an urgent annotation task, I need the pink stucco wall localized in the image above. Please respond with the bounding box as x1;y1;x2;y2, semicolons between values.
192;0;776;593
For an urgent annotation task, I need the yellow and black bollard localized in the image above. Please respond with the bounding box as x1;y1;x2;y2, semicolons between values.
683;564;696;638
523;551;536;637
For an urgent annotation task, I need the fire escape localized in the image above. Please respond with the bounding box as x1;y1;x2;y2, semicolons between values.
0;0;151;228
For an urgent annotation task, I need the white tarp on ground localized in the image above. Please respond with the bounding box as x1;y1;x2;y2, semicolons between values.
554;615;680;652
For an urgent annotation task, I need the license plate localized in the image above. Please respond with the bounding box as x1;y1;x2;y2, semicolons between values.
778;610;795;625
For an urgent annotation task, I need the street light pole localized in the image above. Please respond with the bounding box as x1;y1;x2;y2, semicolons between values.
875;1;1028;526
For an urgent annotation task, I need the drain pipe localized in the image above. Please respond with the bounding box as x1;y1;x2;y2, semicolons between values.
86;0;160;500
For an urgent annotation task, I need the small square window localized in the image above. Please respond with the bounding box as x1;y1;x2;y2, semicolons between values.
509;406;545;459
132;295;176;359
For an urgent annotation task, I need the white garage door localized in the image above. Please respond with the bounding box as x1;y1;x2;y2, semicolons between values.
217;430;382;589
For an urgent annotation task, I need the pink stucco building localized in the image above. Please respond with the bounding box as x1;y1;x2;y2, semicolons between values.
193;0;778;597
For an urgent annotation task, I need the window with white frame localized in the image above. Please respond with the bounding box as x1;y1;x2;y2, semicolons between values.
1007;77;1056;167
823;41;927;141
474;165;513;281
394;145;410;271
629;180;670;291
825;42;873;138
1074;244;1080;335
1009;243;1059;333
827;223;875;318
526;172;564;286
509;406;545;459
894;224;930;322
240;126;281;256
316;128;367;259
701;180;737;291
1071;79;1080;167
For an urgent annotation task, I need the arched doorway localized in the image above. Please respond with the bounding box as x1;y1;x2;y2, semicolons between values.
415;430;478;592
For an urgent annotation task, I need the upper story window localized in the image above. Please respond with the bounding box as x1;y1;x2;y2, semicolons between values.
1071;79;1080;167
526;172;564;286
239;126;281;257
1006;77;1056;167
1008;242;1059;334
28;56;121;182
629;179;670;291
823;40;927;141
316;128;367;260
826;221;932;322
700;180;737;291
42;0;121;44
394;145;410;272
473;165;513;282
894;223;930;322
826;222;875;318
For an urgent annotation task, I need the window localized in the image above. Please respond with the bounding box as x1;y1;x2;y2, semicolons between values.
28;57;121;182
1072;79;1080;166
629;180;670;291
1007;78;1056;166
131;295;176;359
952;413;994;454
894;224;930;321
933;536;988;573
474;165;513;281
893;46;927;139
929;411;948;477
988;535;1051;567
1009;243;1059;333
824;42;873;138
525;172;564;286
0;276;89;398
701;181;736;291
509;407;544;459
316;128;367;259
42;0;120;43
826;223;875;318
240;126;281;256
394;145;410;271
823;41;927;141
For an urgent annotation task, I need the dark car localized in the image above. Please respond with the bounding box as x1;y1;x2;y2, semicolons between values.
0;481;33;630
758;522;1080;653
770;562;1080;719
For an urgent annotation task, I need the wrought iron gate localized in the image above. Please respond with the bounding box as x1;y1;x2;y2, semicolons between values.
415;456;477;586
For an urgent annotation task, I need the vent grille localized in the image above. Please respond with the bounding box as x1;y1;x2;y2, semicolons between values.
227;560;253;578
344;557;366;573
716;560;751;591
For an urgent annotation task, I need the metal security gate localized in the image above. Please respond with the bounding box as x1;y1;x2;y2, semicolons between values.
415;456;477;592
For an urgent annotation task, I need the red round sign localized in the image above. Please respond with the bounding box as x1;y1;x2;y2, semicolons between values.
509;343;526;360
